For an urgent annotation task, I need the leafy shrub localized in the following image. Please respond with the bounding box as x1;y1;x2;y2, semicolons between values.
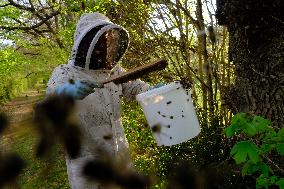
225;113;284;189
0;41;68;104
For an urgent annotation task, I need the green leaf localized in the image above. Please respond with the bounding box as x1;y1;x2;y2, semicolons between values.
259;144;274;154
262;131;277;143
243;122;257;136
225;123;240;137
256;174;270;189
252;116;272;133
276;178;284;189
242;161;272;176
261;164;273;177
242;160;257;176
226;113;272;137
278;128;284;137
241;115;272;137
230;113;247;126
230;141;259;164
276;143;284;155
225;113;247;137
270;175;278;184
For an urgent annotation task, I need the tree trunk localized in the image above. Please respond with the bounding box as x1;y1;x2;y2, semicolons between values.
216;0;284;128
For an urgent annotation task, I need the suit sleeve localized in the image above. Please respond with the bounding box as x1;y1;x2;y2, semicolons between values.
46;65;74;95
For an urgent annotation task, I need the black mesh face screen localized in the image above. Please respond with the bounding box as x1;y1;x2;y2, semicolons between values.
89;28;129;70
89;32;108;70
115;29;129;63
74;25;107;68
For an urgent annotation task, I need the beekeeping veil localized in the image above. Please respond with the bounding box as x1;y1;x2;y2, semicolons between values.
69;13;129;70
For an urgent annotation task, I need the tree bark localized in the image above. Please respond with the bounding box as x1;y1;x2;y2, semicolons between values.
216;0;284;127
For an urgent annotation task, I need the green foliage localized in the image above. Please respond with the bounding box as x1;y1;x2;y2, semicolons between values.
10;121;69;188
226;113;284;189
230;141;259;164
0;47;29;102
225;113;272;137
276;178;284;189
242;161;272;177
58;22;77;49
0;40;68;103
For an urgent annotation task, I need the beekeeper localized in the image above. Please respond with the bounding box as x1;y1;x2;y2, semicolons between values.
46;12;162;189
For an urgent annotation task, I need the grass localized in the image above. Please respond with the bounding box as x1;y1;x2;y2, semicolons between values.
8;120;70;189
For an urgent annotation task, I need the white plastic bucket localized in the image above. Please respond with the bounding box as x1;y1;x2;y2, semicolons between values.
136;81;200;146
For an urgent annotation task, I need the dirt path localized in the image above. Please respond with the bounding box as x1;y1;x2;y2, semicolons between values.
0;87;45;152
0;87;70;189
1;88;45;123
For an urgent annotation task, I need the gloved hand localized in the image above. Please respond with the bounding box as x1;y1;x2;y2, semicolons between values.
148;83;165;91
55;79;103;100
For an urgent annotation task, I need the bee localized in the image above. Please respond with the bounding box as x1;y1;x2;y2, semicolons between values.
63;123;82;159
116;171;151;189
179;77;192;89
69;78;75;84
166;101;172;105
103;134;113;140
151;124;173;140
33;95;82;159
207;25;216;44
0;112;9;134
83;159;116;184
0;153;25;187
0;113;25;187
83;158;151;189
151;124;162;133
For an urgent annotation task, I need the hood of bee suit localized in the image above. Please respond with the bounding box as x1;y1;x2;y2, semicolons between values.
68;12;129;70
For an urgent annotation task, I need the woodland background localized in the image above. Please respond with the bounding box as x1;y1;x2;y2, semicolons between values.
0;0;283;188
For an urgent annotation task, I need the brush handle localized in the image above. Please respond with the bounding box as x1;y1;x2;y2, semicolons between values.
102;58;168;85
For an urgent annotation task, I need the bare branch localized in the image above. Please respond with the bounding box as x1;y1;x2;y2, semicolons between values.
3;0;64;47
0;11;60;31
28;0;35;10
37;0;44;7
0;3;11;7
262;155;284;175
171;0;199;28
7;0;34;11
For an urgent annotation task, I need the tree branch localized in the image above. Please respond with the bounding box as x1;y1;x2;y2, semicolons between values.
0;11;60;31
170;0;199;28
7;0;34;11
262;155;284;175
0;3;11;7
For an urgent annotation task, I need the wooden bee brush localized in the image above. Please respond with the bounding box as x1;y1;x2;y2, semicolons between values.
102;58;168;85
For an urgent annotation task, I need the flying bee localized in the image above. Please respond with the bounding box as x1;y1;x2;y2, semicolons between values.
83;158;116;184
0;153;25;187
83;157;151;188
151;124;173;140
103;134;113;140
151;124;162;133
166;101;172;105
33;95;82;159
0;112;9;135
179;77;192;89
207;25;216;44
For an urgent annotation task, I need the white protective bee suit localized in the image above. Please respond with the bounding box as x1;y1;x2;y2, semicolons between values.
46;13;150;189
